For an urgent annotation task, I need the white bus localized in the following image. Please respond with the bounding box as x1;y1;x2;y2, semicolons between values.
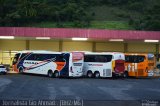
12;50;84;78
83;52;125;78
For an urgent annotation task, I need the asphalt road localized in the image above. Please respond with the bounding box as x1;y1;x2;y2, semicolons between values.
0;74;160;106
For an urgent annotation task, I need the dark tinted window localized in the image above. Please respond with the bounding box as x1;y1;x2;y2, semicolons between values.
26;54;36;60
84;55;112;62
12;53;20;65
0;66;5;68
20;53;27;59
26;54;64;62
125;55;145;63
41;54;64;61
84;55;95;62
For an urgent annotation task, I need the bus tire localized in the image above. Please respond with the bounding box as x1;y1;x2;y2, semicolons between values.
48;70;53;78
87;71;93;78
94;71;100;78
54;71;59;78
123;71;128;78
19;67;24;73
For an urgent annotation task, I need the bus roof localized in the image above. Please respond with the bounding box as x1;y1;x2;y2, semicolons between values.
16;50;62;54
84;52;113;55
85;52;124;55
101;52;124;55
125;53;154;56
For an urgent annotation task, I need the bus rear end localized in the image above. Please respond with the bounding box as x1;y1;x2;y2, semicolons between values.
69;52;84;77
125;53;153;77
112;53;125;77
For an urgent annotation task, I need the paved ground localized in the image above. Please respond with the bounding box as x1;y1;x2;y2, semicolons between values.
0;74;160;106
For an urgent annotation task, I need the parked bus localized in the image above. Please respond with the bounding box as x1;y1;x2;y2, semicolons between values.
83;52;125;78
12;50;84;78
124;53;156;77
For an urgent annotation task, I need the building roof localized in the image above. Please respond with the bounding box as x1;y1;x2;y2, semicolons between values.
0;27;160;40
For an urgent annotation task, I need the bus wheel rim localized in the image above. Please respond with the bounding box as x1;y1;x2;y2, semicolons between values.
49;72;52;77
95;73;100;78
88;73;92;77
55;72;59;77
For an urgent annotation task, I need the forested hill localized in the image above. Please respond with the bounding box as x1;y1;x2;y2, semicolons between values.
0;0;160;31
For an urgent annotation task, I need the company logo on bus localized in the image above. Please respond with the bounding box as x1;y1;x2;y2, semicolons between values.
88;64;103;66
119;55;121;58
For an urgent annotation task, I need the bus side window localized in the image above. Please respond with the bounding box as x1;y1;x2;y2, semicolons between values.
56;54;64;62
106;55;112;62
136;56;145;63
20;53;27;59
84;55;95;62
36;54;44;61
26;54;35;60
138;56;144;62
95;55;106;62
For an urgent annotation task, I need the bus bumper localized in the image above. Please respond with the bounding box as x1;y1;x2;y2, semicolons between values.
148;71;154;77
113;72;124;77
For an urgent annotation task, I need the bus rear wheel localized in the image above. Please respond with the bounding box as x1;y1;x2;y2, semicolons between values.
94;72;100;78
54;71;59;78
87;71;93;78
48;70;53;78
123;71;128;78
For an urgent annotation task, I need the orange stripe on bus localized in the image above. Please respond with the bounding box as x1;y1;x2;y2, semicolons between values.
55;62;66;71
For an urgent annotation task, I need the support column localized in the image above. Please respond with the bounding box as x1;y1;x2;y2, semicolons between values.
124;43;128;53
156;44;159;61
92;42;96;52
59;40;63;52
26;40;30;50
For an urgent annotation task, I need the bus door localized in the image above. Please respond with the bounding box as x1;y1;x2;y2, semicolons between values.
59;53;70;77
69;52;84;77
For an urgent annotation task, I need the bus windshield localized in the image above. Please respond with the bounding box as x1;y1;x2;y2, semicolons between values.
12;53;20;65
125;55;145;63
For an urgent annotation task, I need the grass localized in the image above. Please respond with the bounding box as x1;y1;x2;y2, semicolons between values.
25;21;134;30
90;21;134;30
26;22;57;28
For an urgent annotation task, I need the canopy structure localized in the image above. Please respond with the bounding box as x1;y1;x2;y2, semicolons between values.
0;27;160;40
